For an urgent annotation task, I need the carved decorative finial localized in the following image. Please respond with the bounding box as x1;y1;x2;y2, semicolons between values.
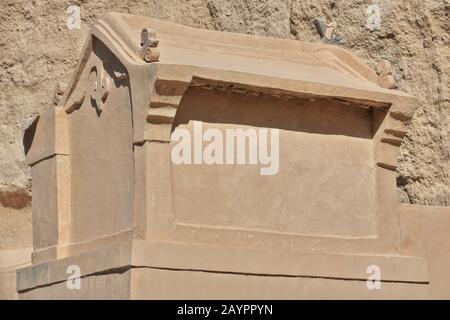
140;28;160;63
313;19;343;45
53;82;67;105
89;65;110;114
376;59;396;89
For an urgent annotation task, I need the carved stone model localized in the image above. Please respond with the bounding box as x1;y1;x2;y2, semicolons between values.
10;13;450;299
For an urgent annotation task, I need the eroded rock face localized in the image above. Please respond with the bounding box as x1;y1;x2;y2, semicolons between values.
0;0;448;208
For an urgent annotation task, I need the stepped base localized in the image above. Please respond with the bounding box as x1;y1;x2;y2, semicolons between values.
17;240;430;299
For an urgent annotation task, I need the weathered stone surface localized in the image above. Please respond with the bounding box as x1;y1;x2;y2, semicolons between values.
0;205;31;250
0;0;448;211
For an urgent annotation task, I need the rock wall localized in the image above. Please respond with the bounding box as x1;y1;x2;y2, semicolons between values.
0;0;448;228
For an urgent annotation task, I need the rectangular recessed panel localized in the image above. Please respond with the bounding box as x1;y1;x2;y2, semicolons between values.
170;87;377;238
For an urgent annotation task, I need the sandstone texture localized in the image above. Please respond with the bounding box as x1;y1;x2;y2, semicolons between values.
0;205;31;250
0;0;448;240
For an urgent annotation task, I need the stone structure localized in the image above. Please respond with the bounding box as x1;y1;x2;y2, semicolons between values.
8;13;450;299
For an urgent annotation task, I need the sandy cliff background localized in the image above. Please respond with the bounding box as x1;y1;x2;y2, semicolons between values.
0;0;449;249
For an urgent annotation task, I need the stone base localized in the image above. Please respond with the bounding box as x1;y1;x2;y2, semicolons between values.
17;240;430;299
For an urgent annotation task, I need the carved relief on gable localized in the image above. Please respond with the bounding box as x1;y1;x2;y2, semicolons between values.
65;37;129;116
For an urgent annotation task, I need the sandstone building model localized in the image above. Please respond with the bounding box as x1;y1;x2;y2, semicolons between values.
2;12;449;299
